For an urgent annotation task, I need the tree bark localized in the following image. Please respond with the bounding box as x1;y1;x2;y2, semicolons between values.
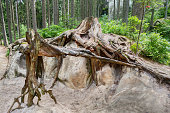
117;0;120;20
11;0;16;40
31;0;37;31
15;2;21;38
47;0;50;27
71;0;74;18
165;0;168;19
26;0;30;31
149;8;154;29
6;0;13;43
68;0;70;20
42;0;46;28
122;0;129;24
113;0;116;19
132;0;143;20
0;0;9;46
54;0;59;25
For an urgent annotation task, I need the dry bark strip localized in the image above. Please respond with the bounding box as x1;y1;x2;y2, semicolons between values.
8;17;170;112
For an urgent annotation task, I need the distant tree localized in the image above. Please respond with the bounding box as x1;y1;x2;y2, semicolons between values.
15;1;21;38
6;0;13;43
11;0;16;40
68;0;70;20
117;0;120;19
113;0;116;19
26;0;30;31
132;0;143;20
42;0;46;28
0;0;8;46
165;0;168;19
47;0;50;27
122;0;129;24
53;0;59;25
62;0;66;21
31;0;37;31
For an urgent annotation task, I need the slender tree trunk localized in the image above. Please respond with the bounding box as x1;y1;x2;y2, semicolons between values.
136;1;145;55
47;0;50;27
62;0;66;22
113;0;116;19
26;0;30;31
0;0;8;46
122;0;129;24
31;0;37;31
42;0;46;28
15;2;20;38
68;0;70;20
117;0;120;20
165;0;168;19
149;8;154;29
54;0;59;25
6;0;13;43
11;0;16;40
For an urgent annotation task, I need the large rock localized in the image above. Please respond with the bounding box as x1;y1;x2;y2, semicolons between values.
43;57;58;78
104;67;170;113
97;64;115;85
7;51;26;78
58;42;91;89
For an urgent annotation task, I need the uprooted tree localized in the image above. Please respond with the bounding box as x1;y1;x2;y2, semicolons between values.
8;17;170;113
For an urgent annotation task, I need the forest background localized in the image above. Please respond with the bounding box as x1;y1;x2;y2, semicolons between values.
0;0;169;65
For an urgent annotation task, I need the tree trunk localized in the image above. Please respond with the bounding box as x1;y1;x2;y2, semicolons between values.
0;0;9;46
11;0;16;40
6;0;13;43
149;8;154;29
15;2;21;38
62;0;66;21
122;0;129;24
132;0;143;20
47;0;50;27
71;0;74;18
68;0;70;20
117;0;120;20
26;0;30;31
54;0;59;25
42;0;46;28
165;0;168;19
113;0;116;19
31;0;37;31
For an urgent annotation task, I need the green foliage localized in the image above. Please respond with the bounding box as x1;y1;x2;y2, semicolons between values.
20;24;27;38
139;33;169;64
152;19;170;41
100;20;128;36
38;25;68;38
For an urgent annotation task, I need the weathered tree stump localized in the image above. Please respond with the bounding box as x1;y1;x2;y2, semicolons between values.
8;17;170;112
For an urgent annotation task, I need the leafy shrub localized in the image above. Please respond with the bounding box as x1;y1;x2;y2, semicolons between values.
100;20;128;36
141;33;170;64
153;19;170;41
39;25;68;38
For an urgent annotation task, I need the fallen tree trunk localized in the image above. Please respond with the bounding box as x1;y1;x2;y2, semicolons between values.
8;17;170;112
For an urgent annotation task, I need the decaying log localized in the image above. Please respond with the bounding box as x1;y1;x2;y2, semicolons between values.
8;17;170;112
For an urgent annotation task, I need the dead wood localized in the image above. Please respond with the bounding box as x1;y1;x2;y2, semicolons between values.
8;17;170;112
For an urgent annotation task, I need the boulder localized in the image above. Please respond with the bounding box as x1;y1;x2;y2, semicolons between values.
58;42;91;89
104;67;170;113
7;51;26;78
